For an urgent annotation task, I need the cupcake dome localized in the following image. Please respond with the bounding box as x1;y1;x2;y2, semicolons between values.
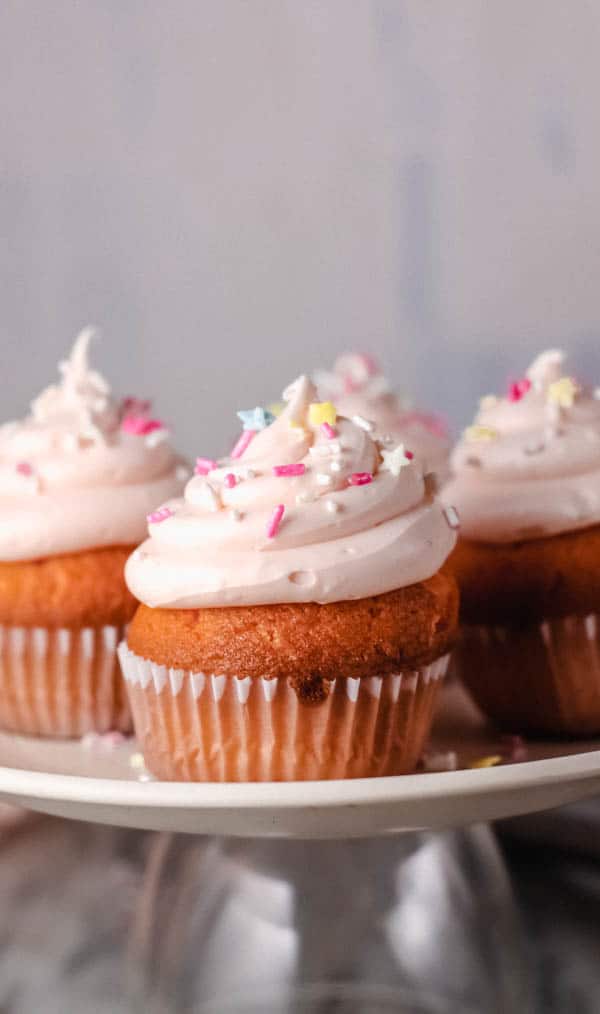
313;353;450;477
121;375;459;781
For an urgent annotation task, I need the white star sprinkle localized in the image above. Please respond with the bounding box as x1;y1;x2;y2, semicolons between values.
380;444;412;476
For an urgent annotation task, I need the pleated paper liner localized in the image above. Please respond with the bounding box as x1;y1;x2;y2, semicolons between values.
455;613;600;737
0;625;131;737
118;643;449;781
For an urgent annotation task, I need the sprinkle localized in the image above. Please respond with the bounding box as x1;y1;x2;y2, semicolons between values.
145;429;169;448
309;445;330;458
329;440;341;454
308;402;337;426
479;394;498;411
273;463;306;477
380;444;412;476
231;429;256;459
129;752;146;771
267;504;285;538
501;734;528;763
223;472;237;488
235;467;256;480
316;473;333;486
267;402;285;417
330;461;342;473
443;505;460;530
120;397;151;419
547;376;579;408
468;755;502;769
507;377;532;402
352;414;374;432
147;506;173;524
296;490;316;504
321;422;337;439
195;457;218;475
230;508;243;522
325;499;340;514
237;406;275;431
16;462;33;477
465;425;498;442
423;751;458;773
122;416;165;436
99;730;126;751
348;472;373;486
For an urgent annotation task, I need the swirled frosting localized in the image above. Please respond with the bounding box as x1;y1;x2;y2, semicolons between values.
125;375;456;608
0;329;186;561
313;353;450;476
443;349;600;543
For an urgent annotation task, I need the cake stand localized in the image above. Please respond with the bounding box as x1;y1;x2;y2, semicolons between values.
0;684;597;1011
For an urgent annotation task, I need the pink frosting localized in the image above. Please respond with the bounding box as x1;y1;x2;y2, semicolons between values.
444;349;600;543
0;329;187;561
313;353;450;476
125;375;456;608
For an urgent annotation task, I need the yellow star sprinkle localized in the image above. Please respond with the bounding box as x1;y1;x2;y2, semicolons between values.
308;401;337;426
468;755;502;769
547;376;579;408
465;425;498;442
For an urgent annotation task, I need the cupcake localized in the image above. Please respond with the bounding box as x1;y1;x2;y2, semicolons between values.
444;349;600;736
0;329;186;737
119;375;458;781
313;352;450;478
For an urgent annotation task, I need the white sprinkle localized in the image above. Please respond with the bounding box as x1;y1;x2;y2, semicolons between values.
329;440;341;454
230;508;243;522
352;415;374;432
325;499;340;514
443;505;460;530
129;752;146;771
423;750;458;772
138;772;155;783
296;490;316;504
145;428;170;448
330;461;342;473
176;465;190;481
309;445;330;458
316;473;332;486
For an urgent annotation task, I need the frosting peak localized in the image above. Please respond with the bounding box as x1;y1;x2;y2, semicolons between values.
0;330;186;560
313;353;450;475
444;349;600;543
125;374;456;608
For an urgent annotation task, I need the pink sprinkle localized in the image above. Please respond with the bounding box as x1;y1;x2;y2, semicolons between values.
321;422;337;439
147;506;173;524
195;457;218;475
507;377;532;403
231;429;256;460
223;472;237;488
16;462;33;477
120;396;152;418
348;472;373;486
405;450;414;460
266;504;285;539
122;416;165;436
272;463;306;477
400;411;449;439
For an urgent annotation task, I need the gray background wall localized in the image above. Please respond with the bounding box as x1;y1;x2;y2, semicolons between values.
2;1;600;456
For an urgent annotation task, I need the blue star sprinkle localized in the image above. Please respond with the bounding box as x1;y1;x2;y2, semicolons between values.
236;406;276;431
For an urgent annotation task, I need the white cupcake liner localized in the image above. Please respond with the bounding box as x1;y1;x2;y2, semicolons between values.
0;624;131;737
118;643;449;781
455;613;600;736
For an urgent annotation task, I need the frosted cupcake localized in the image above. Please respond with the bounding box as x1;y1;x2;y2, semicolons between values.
445;349;600;736
0;330;186;737
119;375;458;781
313;353;450;478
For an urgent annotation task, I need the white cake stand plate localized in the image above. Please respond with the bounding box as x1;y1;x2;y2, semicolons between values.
0;684;598;837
